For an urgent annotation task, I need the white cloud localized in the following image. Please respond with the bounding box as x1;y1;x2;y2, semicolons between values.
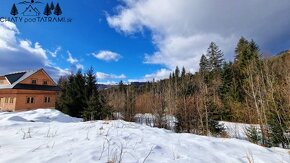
96;72;126;80
66;51;84;71
145;34;235;72
98;81;118;85
144;68;171;81
92;50;122;62
128;68;171;82
66;51;78;64
44;65;71;81
0;21;69;81
107;0;290;72
48;46;61;57
19;40;48;61
0;21;19;51
76;64;84;70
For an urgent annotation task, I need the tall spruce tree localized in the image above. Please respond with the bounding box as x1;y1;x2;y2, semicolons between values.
219;61;235;120
85;67;97;101
268;111;289;148
175;66;180;78
82;67;111;121
249;39;260;62
83;92;102;121
57;68;111;120
56;76;68;113
235;37;251;69
62;70;86;118
181;67;186;78
199;54;209;73
234;37;261;102
206;42;224;71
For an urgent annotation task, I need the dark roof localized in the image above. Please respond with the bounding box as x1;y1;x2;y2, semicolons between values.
5;72;26;84
13;84;61;91
0;69;58;91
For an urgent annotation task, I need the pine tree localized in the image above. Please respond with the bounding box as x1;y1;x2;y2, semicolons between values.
245;126;261;144
85;67;97;101
82;92;101;121
181;67;186;78
235;37;248;60
233;37;251;102
218;62;235;120
236;38;260;67
64;70;86;118
234;37;262;104
56;76;68;113
54;3;62;16
268;112;289;148
199;54;209;73
206;101;225;136
249;39;260;62
172;72;175;79
10;4;18;16
57;68;111;120
44;3;52;16
175;66;180;78
50;2;55;10
82;90;110;121
206;42;224;71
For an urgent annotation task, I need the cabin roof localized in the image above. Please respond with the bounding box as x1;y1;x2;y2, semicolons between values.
5;72;28;84
0;69;59;91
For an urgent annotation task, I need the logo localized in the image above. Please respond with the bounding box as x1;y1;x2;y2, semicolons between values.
1;0;72;23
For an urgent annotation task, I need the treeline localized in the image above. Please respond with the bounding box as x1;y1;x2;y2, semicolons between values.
56;68;111;121
103;37;290;148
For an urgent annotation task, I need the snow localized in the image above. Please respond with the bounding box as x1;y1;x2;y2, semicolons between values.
0;109;82;123
134;113;177;130
0;109;289;163
221;121;260;140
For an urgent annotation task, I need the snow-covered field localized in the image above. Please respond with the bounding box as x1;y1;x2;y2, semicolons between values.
0;109;289;163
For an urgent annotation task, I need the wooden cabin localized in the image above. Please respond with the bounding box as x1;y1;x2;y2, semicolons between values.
0;69;60;112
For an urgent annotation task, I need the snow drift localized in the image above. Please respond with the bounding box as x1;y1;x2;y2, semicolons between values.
0;109;289;163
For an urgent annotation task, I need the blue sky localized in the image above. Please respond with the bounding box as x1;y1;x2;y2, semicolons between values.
0;0;290;83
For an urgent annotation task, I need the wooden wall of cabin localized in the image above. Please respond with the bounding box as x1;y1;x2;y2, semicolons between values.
0;89;57;111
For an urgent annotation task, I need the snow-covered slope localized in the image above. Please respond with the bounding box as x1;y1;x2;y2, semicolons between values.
0;109;82;123
0;109;289;163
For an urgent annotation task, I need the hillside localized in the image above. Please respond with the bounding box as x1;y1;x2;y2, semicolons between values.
0;109;289;163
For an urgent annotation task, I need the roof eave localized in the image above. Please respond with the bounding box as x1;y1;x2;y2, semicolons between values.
4;76;12;85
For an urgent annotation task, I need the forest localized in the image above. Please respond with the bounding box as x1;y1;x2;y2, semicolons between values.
56;37;290;149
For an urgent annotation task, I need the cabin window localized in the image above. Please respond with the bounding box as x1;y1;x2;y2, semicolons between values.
26;97;34;104
43;80;48;85
5;98;9;103
31;79;37;84
44;97;51;103
9;98;14;104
